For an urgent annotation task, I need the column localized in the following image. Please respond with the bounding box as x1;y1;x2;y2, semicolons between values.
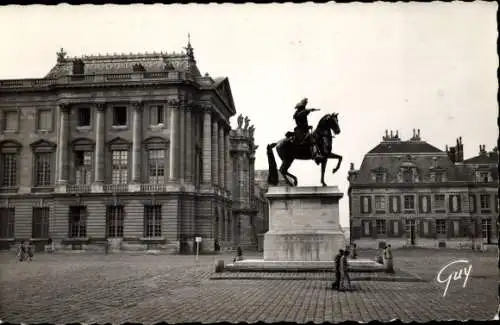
218;125;225;189
131;101;143;184
185;106;193;183
224;131;231;193
218;207;223;243
179;106;186;182
168;99;180;181
94;103;106;184
239;155;247;206
202;107;212;184
211;119;219;186
57;103;70;184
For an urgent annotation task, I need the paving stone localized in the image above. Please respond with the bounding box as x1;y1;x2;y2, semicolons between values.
0;249;498;323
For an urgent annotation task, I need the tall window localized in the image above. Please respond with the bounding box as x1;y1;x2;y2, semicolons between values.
148;149;165;184
149;105;165;126
404;195;415;210
361;196;370;213
32;207;49;238
436;219;446;234
35;152;52;186
434;194;445;211
374;196;385;210
1;153;17;187
481;219;491;243
0;207;15;238
393;220;399;235
2;111;18;131
480;194;490;210
106;206;124;238
144;205;162;237
37;110;52;131
402;168;413;183
375;219;386;235
77;107;91;127
69;206;87;238
112;107;127;126
75;151;92;185
112;150;128;184
363;221;370;236
375;172;384;183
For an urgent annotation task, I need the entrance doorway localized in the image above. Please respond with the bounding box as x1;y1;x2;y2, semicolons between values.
406;219;416;245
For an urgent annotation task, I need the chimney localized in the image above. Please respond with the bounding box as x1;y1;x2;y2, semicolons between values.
390;130;393;139
417;129;421;139
448;147;457;163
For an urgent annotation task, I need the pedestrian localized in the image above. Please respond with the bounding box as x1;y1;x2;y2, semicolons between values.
339;249;352;291
27;240;34;261
47;237;53;253
17;242;26;262
351;243;357;259
332;249;344;290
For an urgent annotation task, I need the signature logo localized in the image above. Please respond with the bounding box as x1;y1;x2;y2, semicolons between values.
436;259;472;297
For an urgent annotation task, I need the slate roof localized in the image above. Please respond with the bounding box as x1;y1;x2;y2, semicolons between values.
463;152;499;165
368;141;443;154
351;139;498;185
44;52;201;79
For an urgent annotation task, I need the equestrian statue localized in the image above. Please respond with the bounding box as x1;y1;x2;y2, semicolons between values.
267;98;343;187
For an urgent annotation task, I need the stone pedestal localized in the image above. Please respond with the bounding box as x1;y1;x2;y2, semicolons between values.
263;186;346;261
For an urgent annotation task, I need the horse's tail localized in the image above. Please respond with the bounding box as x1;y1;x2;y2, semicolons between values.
267;143;279;185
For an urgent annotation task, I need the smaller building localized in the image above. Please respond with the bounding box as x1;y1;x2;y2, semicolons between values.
348;129;498;250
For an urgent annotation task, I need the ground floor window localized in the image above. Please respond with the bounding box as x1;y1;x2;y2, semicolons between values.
32;207;49;238
106;206;124;238
363;220;370;236
375;219;386;235
144;205;162;237
481;219;492;244
393;220;399;235
69;206;87;238
436;219;446;235
0;207;15;238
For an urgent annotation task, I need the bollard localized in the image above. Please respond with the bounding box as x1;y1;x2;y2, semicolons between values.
214;259;225;273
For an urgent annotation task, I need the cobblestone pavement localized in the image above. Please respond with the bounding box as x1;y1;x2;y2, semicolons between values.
0;249;498;324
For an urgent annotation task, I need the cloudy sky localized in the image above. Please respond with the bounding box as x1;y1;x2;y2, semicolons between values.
0;3;497;227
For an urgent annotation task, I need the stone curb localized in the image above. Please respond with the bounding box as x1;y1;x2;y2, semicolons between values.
209;275;426;282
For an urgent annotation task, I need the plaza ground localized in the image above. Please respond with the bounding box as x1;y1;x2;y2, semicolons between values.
0;248;498;323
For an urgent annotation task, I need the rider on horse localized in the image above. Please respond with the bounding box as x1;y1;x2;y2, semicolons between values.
290;98;324;165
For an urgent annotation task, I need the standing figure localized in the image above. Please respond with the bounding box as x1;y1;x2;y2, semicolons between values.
17;242;26;262
292;98;323;164
244;116;250;130
332;249;344;290
27;240;34;261
237;114;243;129
339;250;352;291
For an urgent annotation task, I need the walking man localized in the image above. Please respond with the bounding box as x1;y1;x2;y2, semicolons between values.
332;249;344;290
340;249;352;291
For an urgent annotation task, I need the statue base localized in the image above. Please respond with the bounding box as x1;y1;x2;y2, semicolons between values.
263;186;346;261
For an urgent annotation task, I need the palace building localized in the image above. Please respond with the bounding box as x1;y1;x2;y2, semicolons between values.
348;129;498;249
0;42;267;253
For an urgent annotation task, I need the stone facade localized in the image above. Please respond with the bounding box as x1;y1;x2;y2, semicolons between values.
348;129;499;249
0;44;267;253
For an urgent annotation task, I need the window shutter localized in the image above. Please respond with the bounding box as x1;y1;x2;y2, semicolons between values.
398;220;404;236
429;219;436;238
448;195;453;213
469;195;476;213
418;196;423;213
447;220;453;238
396;196;401;213
459;219;468;237
419;219;424;238
370;221;376;238
456;195;461;212
360;197;365;213
368;196;372;214
388;219;394;237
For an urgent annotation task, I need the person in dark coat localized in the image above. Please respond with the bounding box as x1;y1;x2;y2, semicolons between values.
332;249;344;290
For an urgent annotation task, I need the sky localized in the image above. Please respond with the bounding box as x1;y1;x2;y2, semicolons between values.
0;3;498;227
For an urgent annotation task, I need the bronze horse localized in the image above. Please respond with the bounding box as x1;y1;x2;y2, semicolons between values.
267;113;342;187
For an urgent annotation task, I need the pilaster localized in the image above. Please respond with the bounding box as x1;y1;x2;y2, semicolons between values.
224;130;231;194
168;99;180;181
56;103;70;187
179;105;186;183
218;124;225;189
211;119;219;187
202;107;212;185
131;101;143;184
93;103;106;192
185;106;193;183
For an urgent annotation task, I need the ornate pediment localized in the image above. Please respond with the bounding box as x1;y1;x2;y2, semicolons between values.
0;140;22;149
214;78;236;114
71;137;95;151
30;139;57;149
108;137;131;150
143;136;169;149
